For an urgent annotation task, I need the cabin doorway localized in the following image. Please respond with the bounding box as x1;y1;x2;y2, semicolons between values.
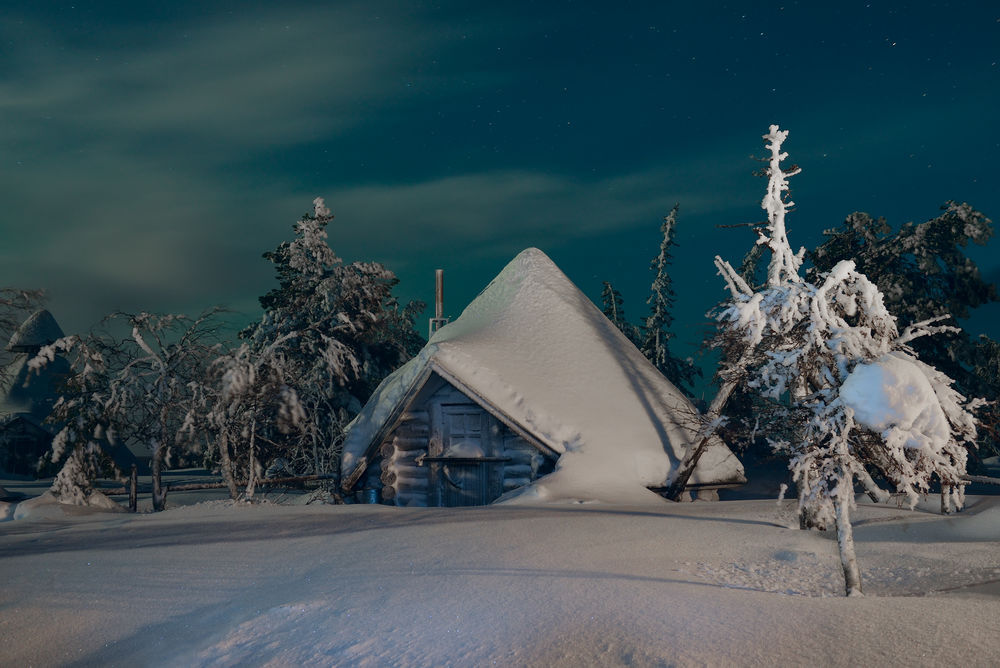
428;404;506;506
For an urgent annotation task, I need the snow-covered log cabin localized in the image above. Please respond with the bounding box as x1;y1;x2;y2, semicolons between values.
339;248;745;506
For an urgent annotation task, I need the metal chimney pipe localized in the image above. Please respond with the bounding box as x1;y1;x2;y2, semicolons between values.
429;269;449;339
435;269;444;320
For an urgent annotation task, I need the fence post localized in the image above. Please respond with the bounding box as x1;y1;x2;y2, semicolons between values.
129;464;138;512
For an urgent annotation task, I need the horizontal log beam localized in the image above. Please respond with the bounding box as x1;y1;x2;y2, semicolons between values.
392;436;429;451
380;440;429;458
381;470;428;487
503;477;531;491
381;455;425;472
503;449;539;463
503;464;534;478
379;469;428;485
961;474;1000;486
394;479;430;492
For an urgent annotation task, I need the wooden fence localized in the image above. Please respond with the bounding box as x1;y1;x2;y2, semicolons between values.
98;466;340;511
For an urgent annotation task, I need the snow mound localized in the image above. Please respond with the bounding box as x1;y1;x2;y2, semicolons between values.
12;490;123;520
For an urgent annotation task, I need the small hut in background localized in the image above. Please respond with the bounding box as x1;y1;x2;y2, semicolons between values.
0;310;147;478
340;248;745;506
0;310;69;476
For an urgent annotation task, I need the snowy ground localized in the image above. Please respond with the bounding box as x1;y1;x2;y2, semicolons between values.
2;484;999;667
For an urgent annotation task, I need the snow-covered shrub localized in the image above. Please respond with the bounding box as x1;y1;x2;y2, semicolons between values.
31;311;222;510
713;126;980;595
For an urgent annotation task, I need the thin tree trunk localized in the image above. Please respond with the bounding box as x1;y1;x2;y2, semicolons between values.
856;467;890;503
312;434;319;475
798;468;827;530
151;446;167;511
128;464;138;512
151;402;171;512
834;490;863;597
245;414;258;499
217;429;240;500
940;484;954;515
664;380;737;501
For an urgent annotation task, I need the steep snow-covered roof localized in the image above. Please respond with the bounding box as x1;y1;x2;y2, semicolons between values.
341;248;744;504
7;310;64;352
0;351;70;422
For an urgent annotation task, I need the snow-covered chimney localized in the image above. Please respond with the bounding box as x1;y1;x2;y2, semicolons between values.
429;269;449;339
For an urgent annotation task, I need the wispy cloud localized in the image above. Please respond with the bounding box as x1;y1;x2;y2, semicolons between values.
0;4;751;334
0;6;466;331
304;155;758;268
0;7;448;157
2;2;996;344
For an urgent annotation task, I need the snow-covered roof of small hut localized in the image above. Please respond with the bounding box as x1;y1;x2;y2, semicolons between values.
341;248;744;505
1;310;69;422
7;310;64;352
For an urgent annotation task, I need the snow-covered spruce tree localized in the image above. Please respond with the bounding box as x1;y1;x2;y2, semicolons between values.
971;336;1000;451
640;204;699;395
712;125;979;596
807;204;999;459
28;334;114;505
31;311;223;509
214;198;424;496
600;281;641;347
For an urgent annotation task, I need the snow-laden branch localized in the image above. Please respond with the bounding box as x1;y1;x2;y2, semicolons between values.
714;255;753;299
895;315;960;346
761;125;805;287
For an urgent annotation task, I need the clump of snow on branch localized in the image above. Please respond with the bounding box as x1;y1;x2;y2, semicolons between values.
840;351;978;508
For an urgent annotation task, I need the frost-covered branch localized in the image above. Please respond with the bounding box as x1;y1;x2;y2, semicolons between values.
760;125;805;287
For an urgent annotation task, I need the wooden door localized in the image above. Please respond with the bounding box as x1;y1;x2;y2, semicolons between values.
434;405;505;506
442;405;487;457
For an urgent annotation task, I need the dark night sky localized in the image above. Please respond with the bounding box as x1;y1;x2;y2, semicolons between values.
3;1;999;374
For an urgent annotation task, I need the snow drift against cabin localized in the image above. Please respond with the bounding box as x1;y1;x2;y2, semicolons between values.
341;248;744;505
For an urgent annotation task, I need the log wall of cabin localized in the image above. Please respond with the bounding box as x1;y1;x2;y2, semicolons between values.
371;375;557;506
501;431;552;494
377;411;431;507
